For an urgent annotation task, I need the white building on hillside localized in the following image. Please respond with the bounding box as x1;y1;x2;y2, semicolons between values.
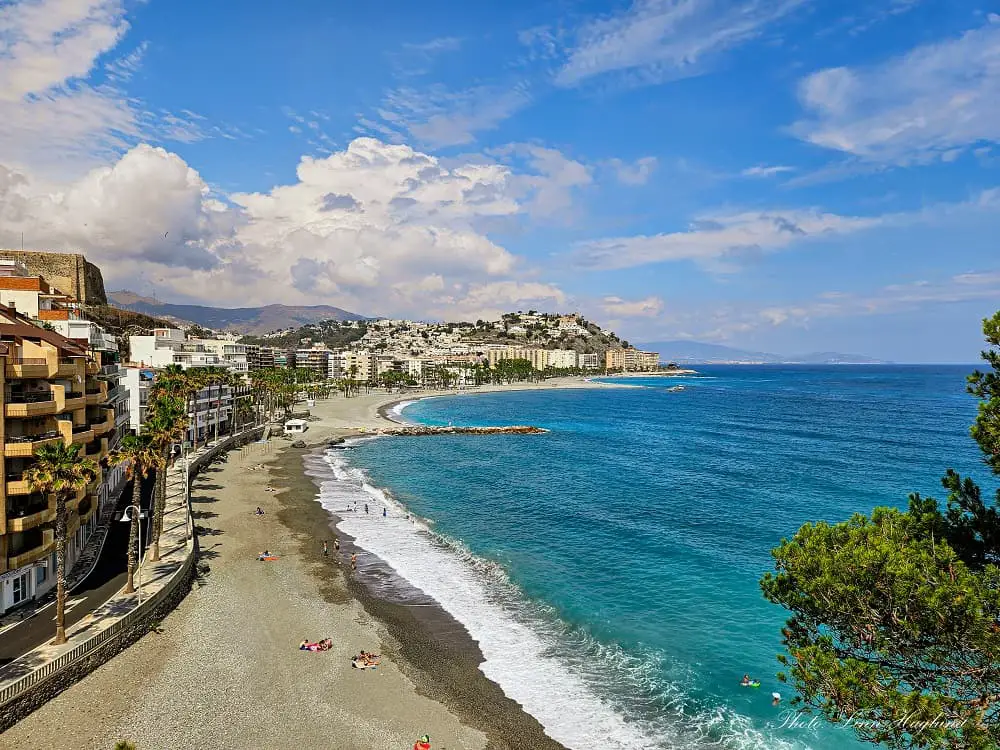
129;328;230;370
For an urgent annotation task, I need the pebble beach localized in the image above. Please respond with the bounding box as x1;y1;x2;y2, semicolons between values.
0;378;615;750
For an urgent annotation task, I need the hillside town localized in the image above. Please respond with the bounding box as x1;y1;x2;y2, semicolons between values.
0;249;660;616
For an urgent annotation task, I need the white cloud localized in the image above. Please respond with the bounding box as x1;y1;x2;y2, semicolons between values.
0;0;128;101
741;164;795;177
494;143;593;217
0;0;236;176
572;208;881;271
374;83;531;147
601;295;664;317
428;281;567;321
0;137;578;319
608;156;658;185
554;0;808;88
792;17;1000;163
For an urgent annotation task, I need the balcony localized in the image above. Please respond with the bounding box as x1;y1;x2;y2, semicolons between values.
86;360;100;375
5;495;54;532
4;390;58;418
78;494;95;521
85;381;108;405
7;528;55;569
92;408;115;436
4;432;63;458
56;358;84;378
69;424;94;445
5;356;51;379
63;391;86;411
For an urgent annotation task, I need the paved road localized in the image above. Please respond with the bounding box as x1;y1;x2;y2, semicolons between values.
0;475;156;667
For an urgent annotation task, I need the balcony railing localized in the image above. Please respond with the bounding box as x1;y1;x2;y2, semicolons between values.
7;495;49;519
6;430;62;443
6;357;48;366
5;391;54;404
72;424;92;434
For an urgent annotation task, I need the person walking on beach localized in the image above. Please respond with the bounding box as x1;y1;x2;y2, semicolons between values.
333;536;340;552
364;503;369;515
323;540;328;557
382;507;387;518
351;553;358;571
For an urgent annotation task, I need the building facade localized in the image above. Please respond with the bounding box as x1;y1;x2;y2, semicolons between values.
605;348;660;372
0;306;116;614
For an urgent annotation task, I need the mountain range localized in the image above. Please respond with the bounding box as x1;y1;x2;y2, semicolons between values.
108;291;367;335
636;340;888;365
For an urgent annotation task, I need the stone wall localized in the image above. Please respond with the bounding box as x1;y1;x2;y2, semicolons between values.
0;250;108;305
0;426;265;732
0;563;194;733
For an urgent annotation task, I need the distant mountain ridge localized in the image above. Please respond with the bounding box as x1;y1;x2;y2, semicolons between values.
636;340;888;365
108;291;368;335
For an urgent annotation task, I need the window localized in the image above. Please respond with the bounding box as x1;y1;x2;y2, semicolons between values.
36;564;47;586
12;573;30;604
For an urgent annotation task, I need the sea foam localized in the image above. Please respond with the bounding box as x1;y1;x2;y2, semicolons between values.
306;439;805;750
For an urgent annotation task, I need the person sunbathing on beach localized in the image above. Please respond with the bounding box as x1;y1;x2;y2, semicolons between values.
255;507;264;515
413;734;431;750
258;550;272;560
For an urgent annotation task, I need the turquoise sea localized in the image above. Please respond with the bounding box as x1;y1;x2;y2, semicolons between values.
315;366;986;750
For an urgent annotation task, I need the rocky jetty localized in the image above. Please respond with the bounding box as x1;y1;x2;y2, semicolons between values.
376;425;546;436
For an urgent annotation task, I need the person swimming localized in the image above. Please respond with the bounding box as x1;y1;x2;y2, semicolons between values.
741;674;752;686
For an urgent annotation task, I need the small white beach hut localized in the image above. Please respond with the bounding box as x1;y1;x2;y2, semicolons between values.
284;418;308;435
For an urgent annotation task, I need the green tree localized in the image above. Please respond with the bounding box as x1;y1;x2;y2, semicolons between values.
143;387;188;561
761;311;1000;750
108;434;162;594
25;443;98;644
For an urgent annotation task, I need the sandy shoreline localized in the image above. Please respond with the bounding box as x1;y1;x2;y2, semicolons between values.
1;377;617;749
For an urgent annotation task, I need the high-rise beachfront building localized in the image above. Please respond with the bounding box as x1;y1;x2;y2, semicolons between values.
486;347;581;371
295;345;331;379
0;305;118;614
605;348;660;372
577;353;601;369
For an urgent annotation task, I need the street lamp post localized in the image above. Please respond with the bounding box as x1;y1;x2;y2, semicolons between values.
120;505;146;603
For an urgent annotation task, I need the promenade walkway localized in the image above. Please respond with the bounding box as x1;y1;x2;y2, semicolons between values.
0;442;206;691
0;476;150;667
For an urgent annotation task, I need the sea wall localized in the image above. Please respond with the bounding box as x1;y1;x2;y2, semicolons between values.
0;426;264;732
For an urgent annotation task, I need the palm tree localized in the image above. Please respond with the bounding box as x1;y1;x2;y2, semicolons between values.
25;443;98;644
108;434;162;594
143;392;187;561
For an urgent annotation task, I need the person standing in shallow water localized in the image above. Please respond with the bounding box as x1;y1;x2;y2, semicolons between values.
333;537;340;552
351;553;357;571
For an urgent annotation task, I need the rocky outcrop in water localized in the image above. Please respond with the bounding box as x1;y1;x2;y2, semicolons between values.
376;425;546;436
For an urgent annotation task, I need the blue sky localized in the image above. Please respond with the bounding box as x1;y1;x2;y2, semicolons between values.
1;0;998;361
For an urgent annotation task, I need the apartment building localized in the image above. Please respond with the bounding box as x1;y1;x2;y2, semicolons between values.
578;353;600;369
0;306;115;614
605;348;660;372
0;260;75;320
487;347;580;370
295;346;331;378
123;366;235;446
331;350;372;381
545;349;579;369
192;338;249;377
129;329;229;370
